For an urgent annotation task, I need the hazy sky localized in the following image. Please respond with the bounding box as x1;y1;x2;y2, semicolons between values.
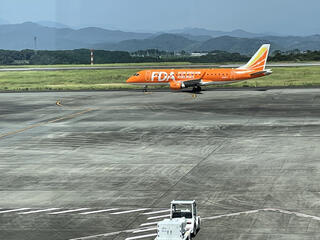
1;0;319;35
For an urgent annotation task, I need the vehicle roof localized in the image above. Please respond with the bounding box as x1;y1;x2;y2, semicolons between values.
171;200;195;205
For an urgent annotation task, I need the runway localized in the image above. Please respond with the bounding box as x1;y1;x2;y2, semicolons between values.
0;89;320;240
1;62;320;72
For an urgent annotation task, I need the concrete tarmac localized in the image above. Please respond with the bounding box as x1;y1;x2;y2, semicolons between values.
0;89;320;240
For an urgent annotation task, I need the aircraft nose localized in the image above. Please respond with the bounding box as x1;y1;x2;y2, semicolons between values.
126;77;135;83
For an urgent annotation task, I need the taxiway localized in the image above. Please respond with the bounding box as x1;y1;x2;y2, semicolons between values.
0;89;319;240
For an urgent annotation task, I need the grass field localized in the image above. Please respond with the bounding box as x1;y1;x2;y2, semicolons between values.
0;66;319;91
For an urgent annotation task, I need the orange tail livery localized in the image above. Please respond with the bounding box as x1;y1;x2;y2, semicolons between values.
127;44;272;92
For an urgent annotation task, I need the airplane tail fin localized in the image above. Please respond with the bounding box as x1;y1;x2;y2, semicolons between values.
238;44;270;71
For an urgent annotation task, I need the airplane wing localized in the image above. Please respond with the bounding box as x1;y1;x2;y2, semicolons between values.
182;79;202;87
170;79;202;90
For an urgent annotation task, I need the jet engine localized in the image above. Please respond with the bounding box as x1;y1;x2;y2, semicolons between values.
170;81;185;90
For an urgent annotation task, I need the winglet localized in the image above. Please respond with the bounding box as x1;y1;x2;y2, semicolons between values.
238;44;270;71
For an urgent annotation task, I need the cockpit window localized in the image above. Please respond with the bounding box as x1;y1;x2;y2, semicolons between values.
133;73;140;76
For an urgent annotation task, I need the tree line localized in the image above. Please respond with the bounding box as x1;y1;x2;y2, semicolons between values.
271;50;320;61
1;48;320;65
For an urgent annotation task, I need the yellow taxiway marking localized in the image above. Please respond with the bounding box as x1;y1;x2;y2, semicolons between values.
56;100;63;107
0;108;95;139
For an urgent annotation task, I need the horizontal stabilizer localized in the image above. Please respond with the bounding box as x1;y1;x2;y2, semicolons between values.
250;69;273;77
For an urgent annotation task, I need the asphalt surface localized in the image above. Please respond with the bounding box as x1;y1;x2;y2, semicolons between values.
0;89;320;240
1;62;320;72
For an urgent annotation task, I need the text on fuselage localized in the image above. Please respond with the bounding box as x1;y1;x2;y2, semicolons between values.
151;71;202;81
151;72;175;82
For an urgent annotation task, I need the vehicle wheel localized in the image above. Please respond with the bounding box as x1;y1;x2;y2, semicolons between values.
191;224;197;237
196;218;201;233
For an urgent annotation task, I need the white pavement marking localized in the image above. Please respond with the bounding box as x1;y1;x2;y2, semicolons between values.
48;208;90;215
110;208;149;215
69;227;153;240
133;227;157;234
19;208;60;215
202;208;320;222
79;208;119;215
264;208;320;222
0;208;31;214
142;209;170;215
125;233;157;240
202;209;261;220
147;214;170;220
69;207;320;240
140;222;159;227
69;230;126;240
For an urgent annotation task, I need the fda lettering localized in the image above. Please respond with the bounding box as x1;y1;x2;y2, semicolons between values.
158;72;167;81
151;72;175;82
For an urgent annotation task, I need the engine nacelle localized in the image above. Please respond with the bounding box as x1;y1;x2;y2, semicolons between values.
170;81;185;90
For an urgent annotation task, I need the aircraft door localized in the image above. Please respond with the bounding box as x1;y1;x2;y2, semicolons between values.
231;70;235;80
145;71;151;81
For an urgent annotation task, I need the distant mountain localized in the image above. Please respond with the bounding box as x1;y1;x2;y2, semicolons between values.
94;33;320;55
197;36;272;55
168;27;267;39
177;34;212;42
263;35;320;51
229;29;266;38
64;27;153;44
0;22;153;50
0;22;80;50
94;34;198;52
1;22;320;54
95;35;276;55
36;21;70;29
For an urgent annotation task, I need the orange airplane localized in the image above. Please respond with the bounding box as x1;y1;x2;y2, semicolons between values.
126;44;272;92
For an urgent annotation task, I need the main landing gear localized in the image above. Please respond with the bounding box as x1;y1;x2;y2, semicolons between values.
191;86;202;99
192;86;202;93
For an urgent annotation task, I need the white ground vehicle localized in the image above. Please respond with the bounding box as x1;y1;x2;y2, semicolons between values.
155;200;201;240
156;218;190;240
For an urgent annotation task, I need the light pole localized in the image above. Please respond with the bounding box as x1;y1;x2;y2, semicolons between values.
90;49;94;65
34;36;37;53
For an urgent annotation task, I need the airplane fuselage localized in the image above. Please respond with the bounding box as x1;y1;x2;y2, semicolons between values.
127;68;270;86
126;44;272;91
